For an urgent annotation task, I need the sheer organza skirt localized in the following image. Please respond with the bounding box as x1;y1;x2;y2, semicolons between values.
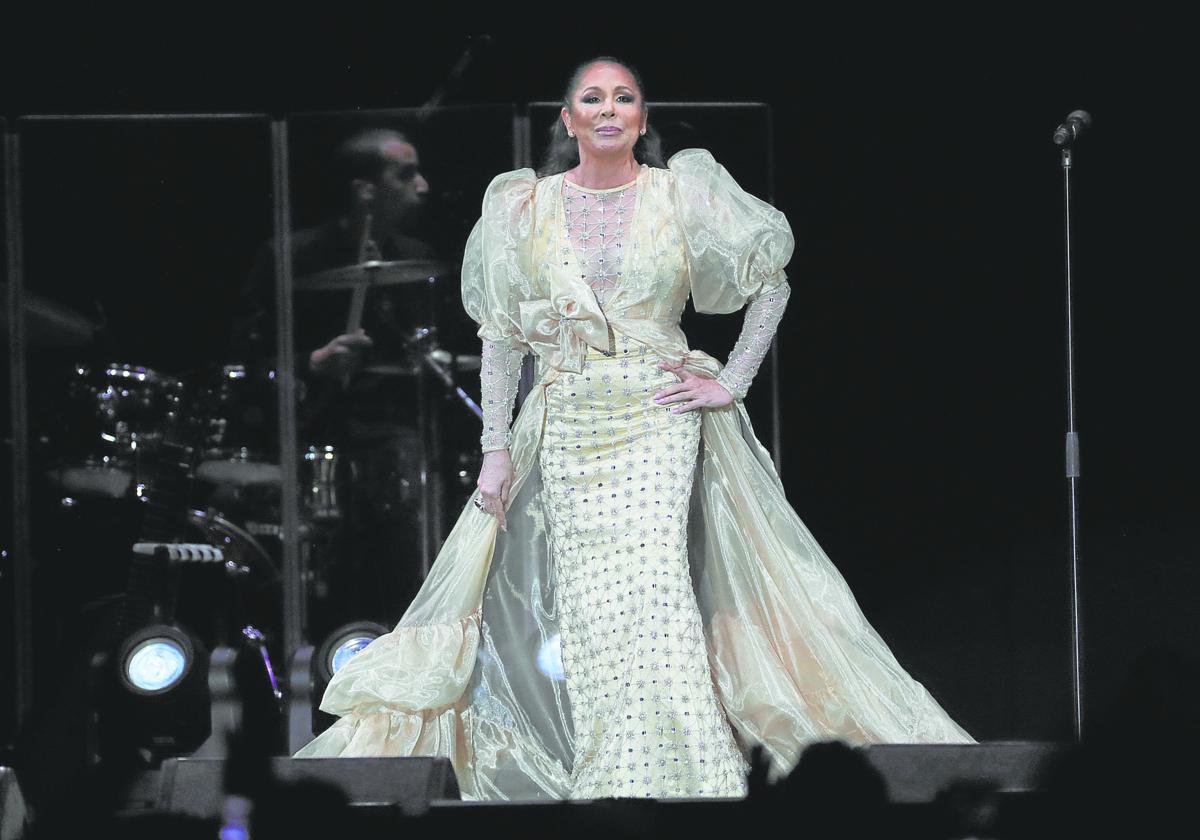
293;327;975;802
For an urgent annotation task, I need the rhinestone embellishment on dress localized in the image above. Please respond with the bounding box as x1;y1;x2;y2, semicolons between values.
562;178;639;309
540;332;750;799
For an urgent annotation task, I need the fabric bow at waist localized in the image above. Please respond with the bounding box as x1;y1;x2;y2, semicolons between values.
518;292;722;382
518;291;610;374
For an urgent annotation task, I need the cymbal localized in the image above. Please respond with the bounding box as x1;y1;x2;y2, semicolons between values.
1;284;98;347
294;259;448;291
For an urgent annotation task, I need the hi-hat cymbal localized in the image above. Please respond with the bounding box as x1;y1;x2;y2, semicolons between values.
294;260;448;291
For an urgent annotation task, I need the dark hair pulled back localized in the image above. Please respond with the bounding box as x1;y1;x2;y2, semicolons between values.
537;55;666;177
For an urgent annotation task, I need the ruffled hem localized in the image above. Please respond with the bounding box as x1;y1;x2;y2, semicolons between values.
294;395;974;797
316;613;482;718
295;705;463;761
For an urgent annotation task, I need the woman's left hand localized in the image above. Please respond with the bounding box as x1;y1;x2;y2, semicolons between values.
653;361;734;413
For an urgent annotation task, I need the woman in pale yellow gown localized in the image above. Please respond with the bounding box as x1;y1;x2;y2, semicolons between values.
294;57;975;800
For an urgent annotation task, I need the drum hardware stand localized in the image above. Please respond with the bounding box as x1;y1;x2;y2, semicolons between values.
407;327;484;421
405;327;485;576
242;625;283;708
413;329;437;577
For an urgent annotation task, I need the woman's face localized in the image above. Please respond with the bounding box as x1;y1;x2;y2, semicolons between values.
561;62;647;161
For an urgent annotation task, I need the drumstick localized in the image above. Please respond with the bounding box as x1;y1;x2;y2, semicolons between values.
345;283;368;335
340;219;380;387
347;213;375;334
340;282;370;390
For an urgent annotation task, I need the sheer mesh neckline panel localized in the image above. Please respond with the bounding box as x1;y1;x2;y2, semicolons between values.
561;174;640;309
562;173;641;193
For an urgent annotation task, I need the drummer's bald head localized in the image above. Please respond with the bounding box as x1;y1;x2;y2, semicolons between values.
332;128;416;189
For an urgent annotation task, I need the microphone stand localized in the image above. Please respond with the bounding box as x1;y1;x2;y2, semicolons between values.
1056;120;1085;743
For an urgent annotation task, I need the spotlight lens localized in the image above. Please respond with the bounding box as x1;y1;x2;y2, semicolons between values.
126;638;188;692
330;636;376;675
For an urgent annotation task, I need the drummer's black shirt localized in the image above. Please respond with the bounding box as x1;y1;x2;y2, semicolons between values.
233;218;453;441
235;218;439;363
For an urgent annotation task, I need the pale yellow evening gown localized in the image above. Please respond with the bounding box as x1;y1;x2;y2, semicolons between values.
293;149;975;800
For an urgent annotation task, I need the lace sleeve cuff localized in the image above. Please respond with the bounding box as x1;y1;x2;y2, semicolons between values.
715;279;791;400
479;338;525;452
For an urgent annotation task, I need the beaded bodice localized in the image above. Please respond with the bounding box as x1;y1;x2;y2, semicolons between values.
469;152;795;453
561;178;639;309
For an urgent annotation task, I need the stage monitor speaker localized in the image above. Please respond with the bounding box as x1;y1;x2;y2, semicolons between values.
158;756;460;817
860;742;1066;802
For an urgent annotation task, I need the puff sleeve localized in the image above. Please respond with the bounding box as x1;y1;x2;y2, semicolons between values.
669;148;795;398
461;169;537;451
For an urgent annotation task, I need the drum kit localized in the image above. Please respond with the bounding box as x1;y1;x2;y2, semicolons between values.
9;257;483;648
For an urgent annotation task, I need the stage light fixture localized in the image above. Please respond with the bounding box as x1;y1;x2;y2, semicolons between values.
93;623;213;763
315;621;390;685
118;627;194;695
288;620;390;751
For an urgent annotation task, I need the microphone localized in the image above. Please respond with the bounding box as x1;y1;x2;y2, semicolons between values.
1053;110;1093;146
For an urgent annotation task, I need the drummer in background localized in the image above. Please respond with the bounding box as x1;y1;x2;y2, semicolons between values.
228;128;440;628
234;127;435;378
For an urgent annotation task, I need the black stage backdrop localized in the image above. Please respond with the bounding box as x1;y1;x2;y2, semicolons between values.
1;35;1194;750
